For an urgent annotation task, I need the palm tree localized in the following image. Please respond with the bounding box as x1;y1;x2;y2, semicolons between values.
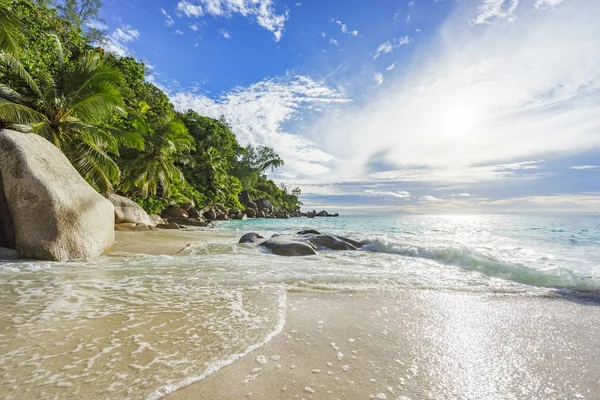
121;117;195;198
0;35;141;193
0;0;23;56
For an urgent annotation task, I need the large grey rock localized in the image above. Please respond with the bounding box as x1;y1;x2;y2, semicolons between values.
238;231;361;257
167;217;210;227
304;235;359;250
238;190;251;206
245;207;256;218
187;207;200;218
157;221;181;230
232;213;248;220
149;214;165;225
115;223;153;232
0;130;114;261
181;199;195;212
260;237;318;257
108;194;155;226
239;232;264;244
255;198;274;214
203;207;217;221
161;205;188;218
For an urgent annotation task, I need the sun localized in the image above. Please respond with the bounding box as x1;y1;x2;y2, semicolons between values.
441;103;479;138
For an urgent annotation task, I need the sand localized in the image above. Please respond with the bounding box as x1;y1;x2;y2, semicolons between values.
110;229;229;256
167;289;600;400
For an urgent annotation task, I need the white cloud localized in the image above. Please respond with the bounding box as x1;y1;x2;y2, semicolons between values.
373;36;412;60
219;29;231;39
309;0;600;187
329;38;338;46
174;0;287;41
570;165;599;171
162;8;175;26
170;76;349;179
386;63;396;71
174;30;184;35
535;0;565;10
421;195;444;202
86;20;108;31
373;73;384;86
333;19;360;37
103;25;140;57
365;190;411;199
177;1;203;17
473;0;519;24
190;24;200;31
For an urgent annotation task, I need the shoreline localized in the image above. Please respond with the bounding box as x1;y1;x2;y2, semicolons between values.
167;288;600;400
109;229;233;256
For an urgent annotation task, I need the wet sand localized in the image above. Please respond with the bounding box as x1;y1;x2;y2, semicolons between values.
110;229;228;256
168;289;600;400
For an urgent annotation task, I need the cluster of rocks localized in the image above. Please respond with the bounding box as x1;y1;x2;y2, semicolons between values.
239;230;362;257
238;190;295;219
306;210;340;218
112;191;344;232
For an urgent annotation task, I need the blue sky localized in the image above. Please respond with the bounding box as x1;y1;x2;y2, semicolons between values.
96;0;600;214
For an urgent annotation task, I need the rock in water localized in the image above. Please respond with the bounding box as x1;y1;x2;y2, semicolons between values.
0;130;114;261
239;232;265;244
297;229;321;235
260;237;318;257
238;231;361;257
108;194;155;226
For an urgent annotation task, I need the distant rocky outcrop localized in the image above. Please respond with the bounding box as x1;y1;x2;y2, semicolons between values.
0;130;114;261
305;210;339;218
239;231;362;257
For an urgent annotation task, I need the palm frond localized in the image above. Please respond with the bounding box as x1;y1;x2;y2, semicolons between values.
0;0;23;56
0;100;46;125
0;53;42;98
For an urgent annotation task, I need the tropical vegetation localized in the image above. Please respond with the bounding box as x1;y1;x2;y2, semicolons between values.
0;0;303;213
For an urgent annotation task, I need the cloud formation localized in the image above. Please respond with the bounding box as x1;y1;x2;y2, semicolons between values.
174;0;287;41
103;25;140;57
170;76;349;179
373;36;412;59
310;0;600;189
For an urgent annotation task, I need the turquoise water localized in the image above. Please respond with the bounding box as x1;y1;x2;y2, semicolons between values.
0;214;599;399
213;214;600;293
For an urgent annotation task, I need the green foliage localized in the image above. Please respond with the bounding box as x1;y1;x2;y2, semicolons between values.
0;0;304;213
0;0;23;56
1;0;89;89
130;195;165;215
0;35;137;193
121;117;194;198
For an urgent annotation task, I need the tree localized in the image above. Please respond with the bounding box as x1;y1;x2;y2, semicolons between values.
121;117;195;198
0;35;140;193
57;0;102;25
0;0;23;56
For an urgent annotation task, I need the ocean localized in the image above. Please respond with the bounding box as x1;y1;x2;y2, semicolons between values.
0;215;599;399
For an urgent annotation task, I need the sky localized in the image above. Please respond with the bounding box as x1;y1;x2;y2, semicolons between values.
96;0;600;214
